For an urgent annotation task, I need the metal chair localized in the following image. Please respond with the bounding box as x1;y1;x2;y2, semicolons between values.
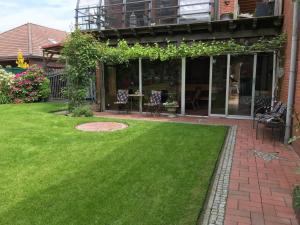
144;90;162;115
256;103;287;142
252;99;280;128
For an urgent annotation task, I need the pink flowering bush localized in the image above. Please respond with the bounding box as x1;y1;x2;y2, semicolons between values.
11;65;50;103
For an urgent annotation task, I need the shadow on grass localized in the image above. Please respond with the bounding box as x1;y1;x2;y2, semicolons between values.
0;119;227;225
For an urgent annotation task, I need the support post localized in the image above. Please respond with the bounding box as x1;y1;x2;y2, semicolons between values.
251;54;257;117
208;56;213;116
271;51;277;108
139;58;142;113
181;57;186;115
96;62;102;111
225;54;230;116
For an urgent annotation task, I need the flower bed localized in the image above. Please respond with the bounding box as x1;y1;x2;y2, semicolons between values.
0;65;50;104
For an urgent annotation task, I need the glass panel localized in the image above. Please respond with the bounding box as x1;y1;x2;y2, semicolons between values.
228;55;254;116
185;57;210;116
104;60;139;111
254;53;273;110
142;59;181;113
211;56;227;115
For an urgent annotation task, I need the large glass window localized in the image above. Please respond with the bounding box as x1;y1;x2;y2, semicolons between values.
254;53;274;109
185;57;210;116
104;60;139;111
211;56;227;115
228;55;254;116
142;59;181;113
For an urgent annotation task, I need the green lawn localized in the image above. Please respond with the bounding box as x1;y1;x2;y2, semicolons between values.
0;103;227;225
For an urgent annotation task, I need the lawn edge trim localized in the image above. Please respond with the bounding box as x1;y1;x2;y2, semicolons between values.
199;125;237;225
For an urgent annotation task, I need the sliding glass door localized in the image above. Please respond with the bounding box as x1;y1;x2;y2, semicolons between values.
210;55;228;115
228;55;254;116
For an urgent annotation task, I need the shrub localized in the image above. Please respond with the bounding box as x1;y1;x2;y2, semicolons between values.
0;67;14;104
72;105;93;117
11;65;50;103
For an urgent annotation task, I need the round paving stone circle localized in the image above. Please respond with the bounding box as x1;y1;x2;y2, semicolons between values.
76;122;128;132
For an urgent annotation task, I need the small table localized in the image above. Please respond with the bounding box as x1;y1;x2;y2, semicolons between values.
128;94;144;112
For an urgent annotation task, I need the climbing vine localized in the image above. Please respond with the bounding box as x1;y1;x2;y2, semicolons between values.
61;30;286;109
63;30;286;66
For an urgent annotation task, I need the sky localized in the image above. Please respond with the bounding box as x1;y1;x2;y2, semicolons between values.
0;0;77;33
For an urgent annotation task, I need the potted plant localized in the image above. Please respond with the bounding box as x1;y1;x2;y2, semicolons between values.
220;13;234;20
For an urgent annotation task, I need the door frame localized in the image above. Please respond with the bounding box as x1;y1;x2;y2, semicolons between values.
208;52;277;118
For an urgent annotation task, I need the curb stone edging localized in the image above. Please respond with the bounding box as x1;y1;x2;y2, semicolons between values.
201;126;237;225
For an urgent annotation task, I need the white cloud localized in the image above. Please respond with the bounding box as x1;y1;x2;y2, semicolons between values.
0;0;76;32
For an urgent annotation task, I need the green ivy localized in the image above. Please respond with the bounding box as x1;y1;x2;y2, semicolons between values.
62;30;286;66
61;30;286;108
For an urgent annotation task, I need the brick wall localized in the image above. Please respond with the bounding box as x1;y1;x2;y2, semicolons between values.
219;0;237;16
280;1;300;149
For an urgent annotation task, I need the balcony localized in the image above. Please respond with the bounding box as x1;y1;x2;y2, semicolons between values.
76;0;215;31
75;0;283;34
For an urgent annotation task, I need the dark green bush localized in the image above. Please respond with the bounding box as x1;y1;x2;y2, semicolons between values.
72;105;93;117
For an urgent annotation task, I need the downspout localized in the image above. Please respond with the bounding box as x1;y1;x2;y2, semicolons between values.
75;0;80;29
284;0;299;144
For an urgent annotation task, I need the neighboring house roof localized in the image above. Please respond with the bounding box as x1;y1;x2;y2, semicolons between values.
0;23;67;61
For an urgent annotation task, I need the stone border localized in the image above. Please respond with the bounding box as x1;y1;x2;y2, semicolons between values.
201;126;237;225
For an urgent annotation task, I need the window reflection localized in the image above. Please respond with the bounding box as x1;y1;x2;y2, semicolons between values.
142;59;181;113
104;60;139;111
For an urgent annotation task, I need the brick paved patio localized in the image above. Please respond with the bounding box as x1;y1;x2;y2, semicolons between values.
94;112;300;225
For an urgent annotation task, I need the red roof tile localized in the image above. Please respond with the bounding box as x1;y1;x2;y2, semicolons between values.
0;23;67;60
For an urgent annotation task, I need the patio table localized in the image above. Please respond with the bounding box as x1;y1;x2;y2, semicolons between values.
128;94;144;112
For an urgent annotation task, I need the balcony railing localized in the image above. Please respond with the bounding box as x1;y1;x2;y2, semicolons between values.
75;0;283;31
76;0;215;31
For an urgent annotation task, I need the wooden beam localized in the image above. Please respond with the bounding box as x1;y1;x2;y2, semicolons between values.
105;28;280;45
95;61;102;111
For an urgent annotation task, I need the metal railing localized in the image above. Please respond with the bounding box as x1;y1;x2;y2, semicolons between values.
46;69;96;101
76;0;214;31
47;69;67;100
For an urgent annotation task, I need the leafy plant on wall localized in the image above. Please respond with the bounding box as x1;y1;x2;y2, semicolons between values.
16;50;29;69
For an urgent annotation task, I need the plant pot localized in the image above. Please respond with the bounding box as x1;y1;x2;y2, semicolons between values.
220;13;233;20
166;107;177;113
164;105;179;117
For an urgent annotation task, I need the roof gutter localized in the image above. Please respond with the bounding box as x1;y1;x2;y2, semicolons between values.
284;0;299;144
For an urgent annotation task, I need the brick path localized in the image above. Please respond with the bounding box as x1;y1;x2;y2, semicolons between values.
94;112;300;225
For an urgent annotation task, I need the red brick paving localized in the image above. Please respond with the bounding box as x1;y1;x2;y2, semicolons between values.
93;112;300;225
76;122;128;132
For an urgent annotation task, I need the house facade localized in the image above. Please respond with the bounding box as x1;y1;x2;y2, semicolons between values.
0;23;67;68
76;0;286;118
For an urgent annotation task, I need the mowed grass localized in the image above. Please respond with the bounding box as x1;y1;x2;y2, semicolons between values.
0;103;227;225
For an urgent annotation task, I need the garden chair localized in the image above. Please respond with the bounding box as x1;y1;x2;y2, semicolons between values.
144;90;162;115
114;89;129;113
252;99;280;128
256;103;287;141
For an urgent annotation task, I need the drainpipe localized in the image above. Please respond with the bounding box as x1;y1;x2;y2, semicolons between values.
284;0;299;144
75;0;80;29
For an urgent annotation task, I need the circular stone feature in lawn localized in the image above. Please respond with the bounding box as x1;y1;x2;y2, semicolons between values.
76;122;128;132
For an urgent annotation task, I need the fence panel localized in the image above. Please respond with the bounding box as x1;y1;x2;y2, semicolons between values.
46;69;96;101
